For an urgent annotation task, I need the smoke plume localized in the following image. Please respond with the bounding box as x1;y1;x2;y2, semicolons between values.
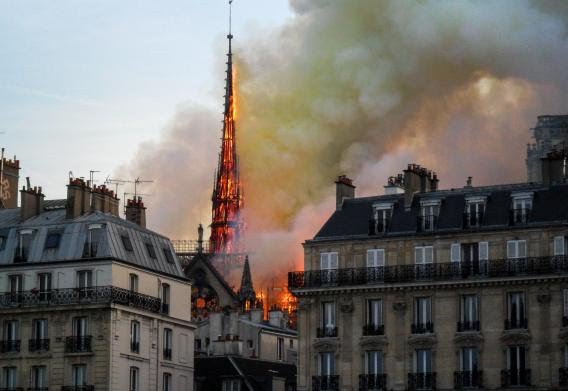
120;1;568;284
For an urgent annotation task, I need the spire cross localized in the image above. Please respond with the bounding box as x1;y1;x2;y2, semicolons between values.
228;0;233;38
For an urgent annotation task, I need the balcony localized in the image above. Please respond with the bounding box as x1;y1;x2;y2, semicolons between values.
316;327;338;338
463;212;484;228
501;369;531;387
312;375;339;391
0;339;21;353
457;321;480;332
61;387;94;391
362;324;384;336
0;286;163;314
509;208;531;225
411;322;434;334
504;318;528;330
131;341;140;354
417;215;438;232
65;336;92;353
408;372;436;390
29;338;50;352
454;370;483;389
289;256;568;290
359;374;386;391
0;388;23;391
163;348;172;360
560;367;568;387
26;388;48;391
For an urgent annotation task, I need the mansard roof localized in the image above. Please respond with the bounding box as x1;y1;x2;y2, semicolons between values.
0;206;185;278
313;182;568;241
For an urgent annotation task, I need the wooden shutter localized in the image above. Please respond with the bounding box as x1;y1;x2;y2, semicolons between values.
329;252;338;269
367;250;375;267
479;242;489;260
424;247;433;263
554;236;566;256
451;244;461;263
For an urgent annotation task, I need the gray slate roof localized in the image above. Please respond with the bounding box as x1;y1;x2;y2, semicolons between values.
314;182;568;240
0;205;185;278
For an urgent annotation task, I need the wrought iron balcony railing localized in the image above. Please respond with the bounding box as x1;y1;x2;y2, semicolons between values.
454;370;483;389
65;336;92;353
408;372;436;390
359;374;387;391
510;208;531;225
61;386;94;391
29;338;50;352
0;388;23;391
504;317;528;330
417;215;438;232
312;375;339;391
163;348;172;360
27;387;49;391
362;324;384;336
457;320;480;332
0;286;164;314
289;256;568;290
559;367;568;387
463;212;484;228
316;327;338;338
131;341;140;353
411;322;434;334
0;339;21;353
501;369;531;387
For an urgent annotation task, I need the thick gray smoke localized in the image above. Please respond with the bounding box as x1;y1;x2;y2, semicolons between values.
120;0;568;282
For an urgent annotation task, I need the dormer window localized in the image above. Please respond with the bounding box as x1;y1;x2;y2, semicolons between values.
83;224;103;258
419;200;440;232
14;229;33;263
121;235;134;252
511;192;533;225
464;197;486;228
371;203;393;235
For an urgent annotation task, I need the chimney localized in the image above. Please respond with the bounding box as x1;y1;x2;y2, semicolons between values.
125;197;147;228
335;175;355;211
268;308;285;328
66;178;91;219
403;164;439;209
20;179;44;220
385;174;405;195
91;184;120;217
540;150;566;185
0;152;20;208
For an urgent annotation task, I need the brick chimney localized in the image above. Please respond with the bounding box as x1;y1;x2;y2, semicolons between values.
20;178;44;220
125;197;146;228
66;178;91;219
403;164;439;209
0;153;20;209
90;184;119;217
335;175;355;211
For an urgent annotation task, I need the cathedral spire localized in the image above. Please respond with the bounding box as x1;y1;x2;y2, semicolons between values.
237;256;256;310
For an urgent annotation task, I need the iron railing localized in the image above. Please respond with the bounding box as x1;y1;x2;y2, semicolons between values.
411;322;434;334
501;369;531;387
61;387;94;391
463;212;484;228
312;376;339;391
408;372;436;390
171;240;210;254
0;340;20;353
289;256;568;289
163;348;172;360
504;317;528;330
359;374;387;391
457;320;480;332
559;367;568;387
65;336;92;353
27;388;49;391
454;370;483;389
417;215;438;232
316;327;338;338
29;338;50;352
0;388;23;391
0;286;165;314
362;324;384;336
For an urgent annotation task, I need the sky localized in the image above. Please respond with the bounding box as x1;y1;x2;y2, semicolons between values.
0;0;291;199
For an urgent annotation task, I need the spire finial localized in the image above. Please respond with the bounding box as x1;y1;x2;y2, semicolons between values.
228;0;233;39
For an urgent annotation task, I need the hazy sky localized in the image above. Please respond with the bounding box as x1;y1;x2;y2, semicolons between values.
0;0;291;199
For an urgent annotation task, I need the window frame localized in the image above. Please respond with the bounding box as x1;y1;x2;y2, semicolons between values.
366;249;385;267
129;366;139;391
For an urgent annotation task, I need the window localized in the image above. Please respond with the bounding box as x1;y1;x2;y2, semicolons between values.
459;295;479;331
367;249;385;267
15;229;33;262
32;319;48;340
77;270;93;289
8;274;23;294
465;198;485;227
290;339;294;349
44;232;61;249
30;366;47;388
163;328;172;360
459;347;479;372
320;252;338;270
195;338;202;351
145;242;157;259
320;352;335;376
511;195;532;224
415;246;433;264
121;235;134;252
72;364;87;387
161;283;170;313
365;299;383;335
222;379;240;391
365;350;383;374
413;297;432;333
277;337;284;360
2;367;16;388
247;339;253;349
38;272;52;301
507;292;527;329
0;235;7;251
373;205;392;233
130;321;140;353
555;236;566;256
420;201;440;231
322;302;336;333
129;274;139;292
163;373;172;391
415;349;432;373
506;346;528;386
73;317;88;337
451;243;461;263
129;367;139;391
163;247;175;263
479;242;489;262
3;320;18;342
83;224;103;258
507;240;527;259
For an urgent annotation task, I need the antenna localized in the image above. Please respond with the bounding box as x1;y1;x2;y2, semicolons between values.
89;170;100;186
134;177;153;198
105;178;130;194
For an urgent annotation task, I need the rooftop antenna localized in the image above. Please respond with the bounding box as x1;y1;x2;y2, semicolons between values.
89;170;100;187
105;178;129;194
134;177;153;199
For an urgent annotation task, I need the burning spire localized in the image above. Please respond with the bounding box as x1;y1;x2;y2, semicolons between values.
210;0;244;255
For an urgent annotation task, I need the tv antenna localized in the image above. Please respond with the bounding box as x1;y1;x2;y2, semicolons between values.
134;177;153;198
89;170;100;186
105;178;130;194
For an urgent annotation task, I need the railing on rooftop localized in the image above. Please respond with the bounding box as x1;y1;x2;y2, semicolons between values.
171;240;210;254
288;256;568;289
0;286;166;314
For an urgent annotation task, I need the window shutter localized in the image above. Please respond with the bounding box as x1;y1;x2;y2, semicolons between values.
367;250;375;267
425;247;433;263
320;253;329;270
507;241;516;259
554;236;566;256
518;241;527;258
415;247;423;264
479;242;489;261
377;249;385;266
451;244;461;263
329;252;338;269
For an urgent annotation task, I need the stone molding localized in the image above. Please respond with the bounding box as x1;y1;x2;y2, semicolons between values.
359;336;389;350
407;333;437;347
500;330;532;344
454;332;484;346
312;338;340;352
